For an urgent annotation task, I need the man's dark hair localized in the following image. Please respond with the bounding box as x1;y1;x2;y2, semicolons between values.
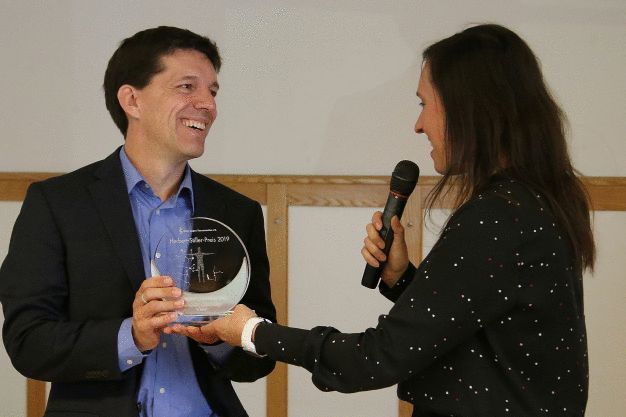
103;26;221;136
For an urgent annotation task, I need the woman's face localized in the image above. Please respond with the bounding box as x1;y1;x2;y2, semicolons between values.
415;64;447;174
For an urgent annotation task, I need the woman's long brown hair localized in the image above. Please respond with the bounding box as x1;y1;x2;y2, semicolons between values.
423;24;595;271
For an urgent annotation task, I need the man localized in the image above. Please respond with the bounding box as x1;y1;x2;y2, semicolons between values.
0;26;275;417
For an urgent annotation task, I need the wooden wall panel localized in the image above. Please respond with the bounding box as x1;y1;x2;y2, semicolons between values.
1;173;624;417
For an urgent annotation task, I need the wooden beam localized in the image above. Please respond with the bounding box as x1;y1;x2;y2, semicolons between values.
0;173;59;201
266;184;289;417
3;173;624;211
26;379;46;417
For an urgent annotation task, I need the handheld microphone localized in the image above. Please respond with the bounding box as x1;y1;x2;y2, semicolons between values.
361;160;420;289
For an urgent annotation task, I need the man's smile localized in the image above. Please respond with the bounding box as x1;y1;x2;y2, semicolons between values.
182;118;207;131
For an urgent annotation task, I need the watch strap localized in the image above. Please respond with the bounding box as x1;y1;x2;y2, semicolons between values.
241;317;271;356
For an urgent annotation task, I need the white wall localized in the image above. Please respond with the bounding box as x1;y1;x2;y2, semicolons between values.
0;1;624;176
1;1;625;416
288;207;397;417
0;203;25;417
583;212;626;417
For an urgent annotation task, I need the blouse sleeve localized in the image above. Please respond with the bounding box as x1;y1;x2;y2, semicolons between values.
254;192;524;393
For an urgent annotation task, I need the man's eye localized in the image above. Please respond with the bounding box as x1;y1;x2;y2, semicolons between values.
180;84;193;90
210;90;218;97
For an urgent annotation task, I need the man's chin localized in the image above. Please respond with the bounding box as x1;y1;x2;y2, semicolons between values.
179;137;206;160
186;147;205;160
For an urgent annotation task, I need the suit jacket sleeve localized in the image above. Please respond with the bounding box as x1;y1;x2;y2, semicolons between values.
0;182;124;382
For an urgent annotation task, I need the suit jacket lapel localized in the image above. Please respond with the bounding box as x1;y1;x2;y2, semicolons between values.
190;170;227;221
88;148;145;292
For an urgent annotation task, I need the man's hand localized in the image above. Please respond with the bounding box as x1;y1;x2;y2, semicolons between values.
132;276;183;352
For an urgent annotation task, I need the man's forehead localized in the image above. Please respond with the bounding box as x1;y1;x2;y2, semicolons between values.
157;50;218;79
160;49;215;66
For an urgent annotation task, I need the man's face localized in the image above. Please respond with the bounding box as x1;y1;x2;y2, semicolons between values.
132;49;219;163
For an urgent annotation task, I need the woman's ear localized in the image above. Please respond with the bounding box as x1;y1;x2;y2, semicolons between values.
117;84;140;120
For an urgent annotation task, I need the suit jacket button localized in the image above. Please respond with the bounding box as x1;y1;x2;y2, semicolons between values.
137;402;142;412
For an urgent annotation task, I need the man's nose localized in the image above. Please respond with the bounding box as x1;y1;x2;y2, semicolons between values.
195;92;217;119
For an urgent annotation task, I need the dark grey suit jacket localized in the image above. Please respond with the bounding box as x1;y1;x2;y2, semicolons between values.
0;148;275;417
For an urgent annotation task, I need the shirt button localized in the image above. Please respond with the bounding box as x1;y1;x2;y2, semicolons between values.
126;359;133;365
155;252;161;259
162;342;167;349
159;387;166;394
156;209;161;215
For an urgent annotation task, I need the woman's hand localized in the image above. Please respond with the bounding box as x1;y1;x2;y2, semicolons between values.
165;304;257;347
207;304;257;346
361;211;409;288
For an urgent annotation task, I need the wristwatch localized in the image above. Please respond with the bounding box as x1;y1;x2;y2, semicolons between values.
241;317;271;356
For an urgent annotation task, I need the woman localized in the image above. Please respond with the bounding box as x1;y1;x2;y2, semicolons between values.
169;24;595;416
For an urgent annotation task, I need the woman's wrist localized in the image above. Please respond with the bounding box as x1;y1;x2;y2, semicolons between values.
381;264;409;287
241;317;271;356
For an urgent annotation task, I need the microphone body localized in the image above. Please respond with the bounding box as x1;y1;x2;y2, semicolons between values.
361;160;419;289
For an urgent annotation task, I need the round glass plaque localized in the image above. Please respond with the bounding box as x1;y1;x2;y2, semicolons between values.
152;217;250;325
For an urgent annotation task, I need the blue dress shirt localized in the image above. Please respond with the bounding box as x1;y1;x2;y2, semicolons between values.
116;148;223;417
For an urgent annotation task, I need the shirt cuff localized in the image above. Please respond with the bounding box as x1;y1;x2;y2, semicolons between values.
117;317;147;372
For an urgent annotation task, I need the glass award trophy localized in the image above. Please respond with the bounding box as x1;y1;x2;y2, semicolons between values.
151;217;250;325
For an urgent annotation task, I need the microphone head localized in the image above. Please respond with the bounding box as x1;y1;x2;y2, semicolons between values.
390;160;420;196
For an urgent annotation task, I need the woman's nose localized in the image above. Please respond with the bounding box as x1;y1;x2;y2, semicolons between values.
414;114;424;134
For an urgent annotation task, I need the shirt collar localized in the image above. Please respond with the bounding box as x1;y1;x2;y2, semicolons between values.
119;147;195;213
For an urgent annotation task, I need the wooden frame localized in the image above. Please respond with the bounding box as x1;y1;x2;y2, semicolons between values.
2;173;625;417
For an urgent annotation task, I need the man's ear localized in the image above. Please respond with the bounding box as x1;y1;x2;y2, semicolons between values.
117;85;140;120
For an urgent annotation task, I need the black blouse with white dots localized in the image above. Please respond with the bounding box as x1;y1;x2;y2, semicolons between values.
255;178;588;417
